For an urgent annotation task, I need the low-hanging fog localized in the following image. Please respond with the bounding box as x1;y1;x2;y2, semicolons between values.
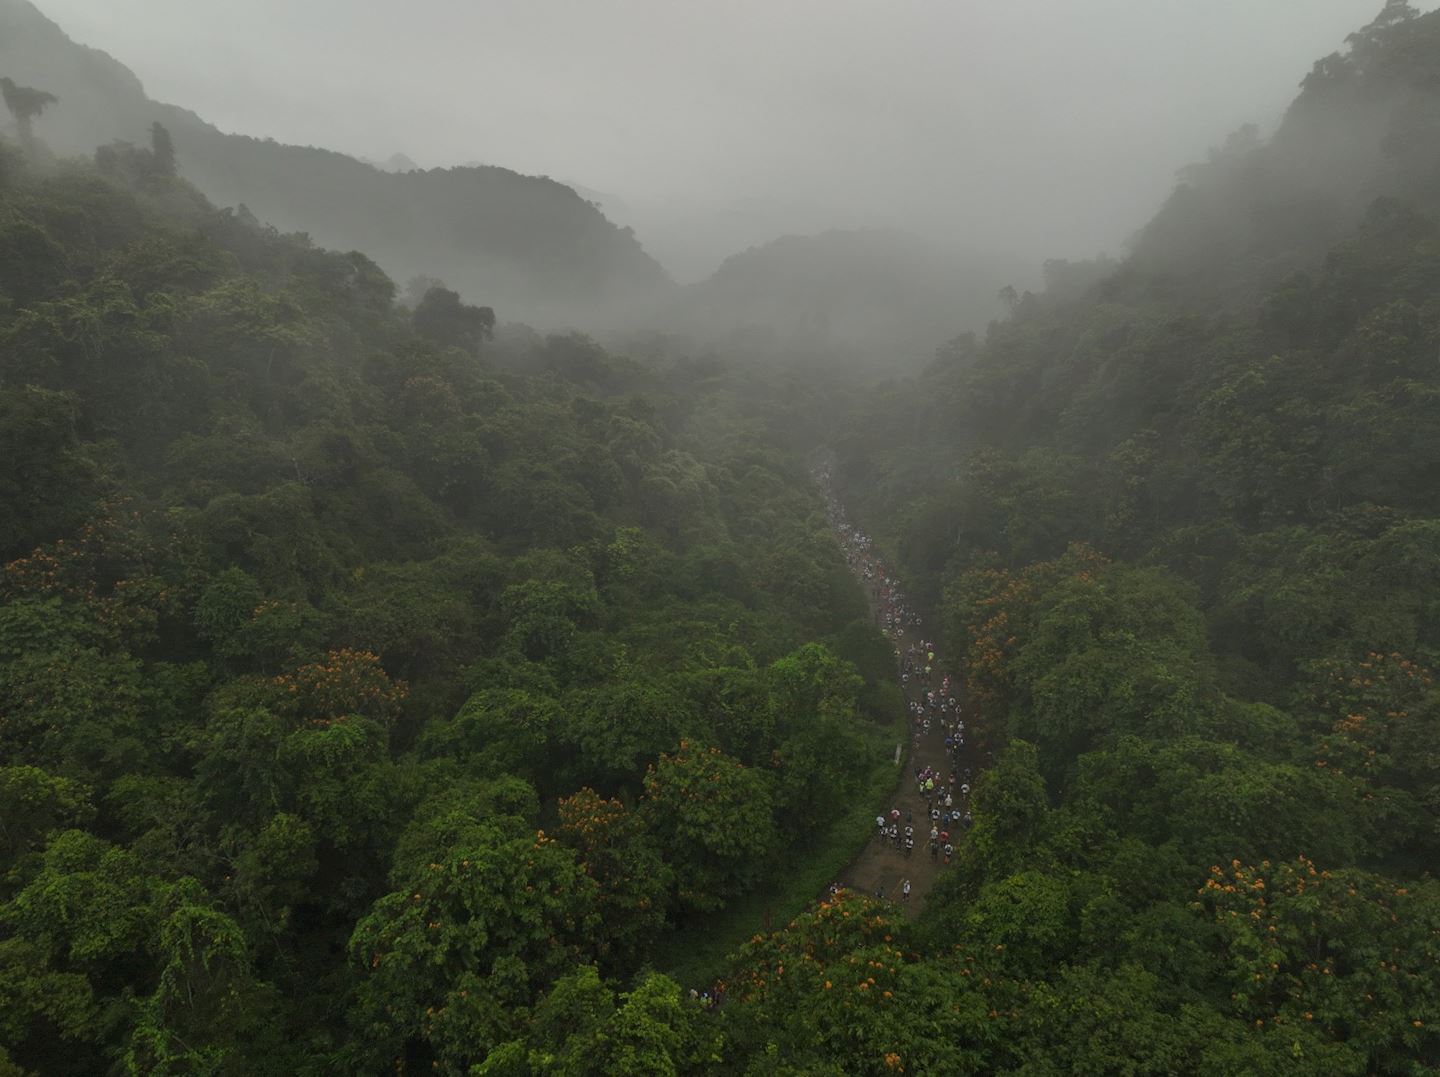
36;0;1394;282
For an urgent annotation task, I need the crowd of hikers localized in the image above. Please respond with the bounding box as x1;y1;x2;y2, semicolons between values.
814;463;982;895
871;647;974;867
687;468;978;998
873;753;973;863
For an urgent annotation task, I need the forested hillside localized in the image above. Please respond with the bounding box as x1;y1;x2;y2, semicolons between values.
5;1;1440;1075
657;228;1029;372
0;138;908;1072
0;0;670;327
796;4;1439;1071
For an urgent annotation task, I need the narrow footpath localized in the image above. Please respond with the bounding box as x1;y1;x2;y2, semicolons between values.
816;466;990;912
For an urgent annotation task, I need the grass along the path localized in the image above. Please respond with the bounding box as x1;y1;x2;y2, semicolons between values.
652;729;901;990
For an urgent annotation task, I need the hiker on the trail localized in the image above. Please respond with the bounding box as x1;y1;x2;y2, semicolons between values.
902;879;912;901
943;842;954;863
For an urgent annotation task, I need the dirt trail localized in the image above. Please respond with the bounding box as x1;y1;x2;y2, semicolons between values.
821;486;988;912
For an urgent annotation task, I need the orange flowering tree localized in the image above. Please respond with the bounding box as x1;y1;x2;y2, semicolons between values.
943;544;1107;729
1196;856;1440;1070
1;502;182;651
272;647;407;728
556;788;671;970
721;892;991;1075
1304;652;1440;860
945;563;1033;716
1305;650;1436;789
1302;651;1437;729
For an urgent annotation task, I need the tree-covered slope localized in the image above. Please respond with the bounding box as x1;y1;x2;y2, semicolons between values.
0;0;672;328
1125;0;1440;305
770;6;1440;1072
6;3;1440;1075
0;140;903;1072
656;228;1030;372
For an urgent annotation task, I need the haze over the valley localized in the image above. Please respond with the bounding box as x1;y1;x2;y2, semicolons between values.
8;3;1440;1070
34;0;1398;281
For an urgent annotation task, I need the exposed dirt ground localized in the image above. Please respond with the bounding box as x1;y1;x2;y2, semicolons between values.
827;567;989;913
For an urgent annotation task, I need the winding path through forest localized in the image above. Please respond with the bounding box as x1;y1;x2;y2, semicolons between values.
818;470;990;913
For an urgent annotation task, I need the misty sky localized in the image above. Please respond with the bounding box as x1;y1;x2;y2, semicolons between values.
39;0;1417;280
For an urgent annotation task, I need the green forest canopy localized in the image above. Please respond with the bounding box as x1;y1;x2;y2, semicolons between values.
2;2;1440;1074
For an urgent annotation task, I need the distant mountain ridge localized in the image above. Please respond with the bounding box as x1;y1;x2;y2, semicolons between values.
657;227;1032;370
1120;1;1440;305
0;0;672;327
0;0;1035;367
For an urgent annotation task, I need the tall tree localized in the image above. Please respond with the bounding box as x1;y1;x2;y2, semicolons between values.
412;285;495;355
0;78;58;152
149;121;176;177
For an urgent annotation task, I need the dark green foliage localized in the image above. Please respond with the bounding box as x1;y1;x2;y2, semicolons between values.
0;76;56;151
7;5;1440;1071
768;7;1440;1072
0;386;103;557
0;1;672;325
412;284;494;356
0;142;888;1072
